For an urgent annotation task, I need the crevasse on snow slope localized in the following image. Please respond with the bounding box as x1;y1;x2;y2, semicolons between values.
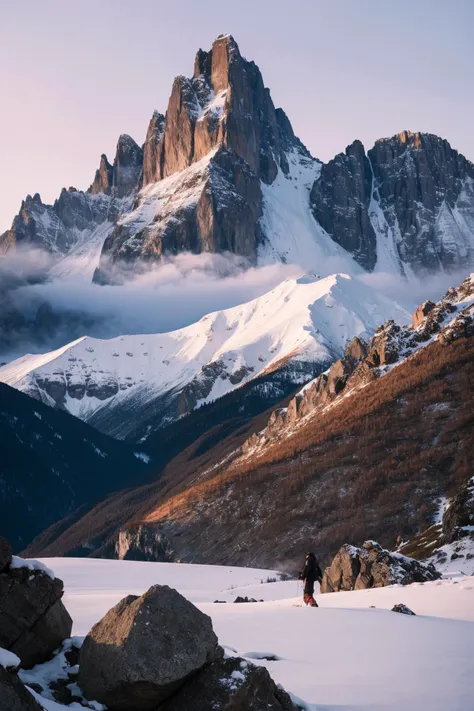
0;274;408;429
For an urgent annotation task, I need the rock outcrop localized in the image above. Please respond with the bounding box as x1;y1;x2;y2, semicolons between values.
310;131;474;274
112;134;144;197
79;584;221;709
159;656;297;711
0;549;72;668
311;140;377;270
115;523;174;562
320;541;440;593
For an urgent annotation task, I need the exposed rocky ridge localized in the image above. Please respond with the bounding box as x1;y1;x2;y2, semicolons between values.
320;540;440;593
241;274;474;456
311;131;474;274
0;133;142;260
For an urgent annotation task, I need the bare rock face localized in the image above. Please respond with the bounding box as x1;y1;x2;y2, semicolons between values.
113;134;144;198
115;523;174;562
0;558;72;668
159;656;298;711
412;300;436;328
79;585;221;710
310;131;474;274
442;476;474;544
141;111;165;186
321;540;441;593
0;187;118;257
94;35;308;282
311;140;377;270
0;666;44;711
89;154;114;194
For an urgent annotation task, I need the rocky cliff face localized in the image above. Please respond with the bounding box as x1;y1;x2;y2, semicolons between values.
93;34;308;283
310;131;474;274
0;133;141;259
310;140;377;270
115;523;174;562
2;38;474;281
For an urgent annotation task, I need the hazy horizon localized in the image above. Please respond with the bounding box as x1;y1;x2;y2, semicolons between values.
1;0;473;232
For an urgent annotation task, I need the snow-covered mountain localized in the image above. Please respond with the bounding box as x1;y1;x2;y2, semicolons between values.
1;35;474;284
0;274;408;438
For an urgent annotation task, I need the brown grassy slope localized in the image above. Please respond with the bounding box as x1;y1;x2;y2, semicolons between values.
138;335;474;570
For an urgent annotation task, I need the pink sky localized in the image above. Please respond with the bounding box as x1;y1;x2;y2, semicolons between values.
1;0;473;232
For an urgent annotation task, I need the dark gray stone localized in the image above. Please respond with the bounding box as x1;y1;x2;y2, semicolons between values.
0;666;44;711
159;656;298;711
392;603;416;615
0;565;72;668
79;585;221;710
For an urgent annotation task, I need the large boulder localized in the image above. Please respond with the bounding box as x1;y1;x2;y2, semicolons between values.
160;656;298;711
321;540;441;593
0;556;72;668
79;584;221;710
0;662;44;710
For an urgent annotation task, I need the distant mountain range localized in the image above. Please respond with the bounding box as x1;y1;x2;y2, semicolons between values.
1;34;473;283
0;274;408;438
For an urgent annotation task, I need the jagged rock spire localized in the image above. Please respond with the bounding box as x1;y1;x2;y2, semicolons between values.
89;154;114;195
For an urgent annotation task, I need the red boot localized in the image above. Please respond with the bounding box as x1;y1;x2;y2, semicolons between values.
304;593;318;607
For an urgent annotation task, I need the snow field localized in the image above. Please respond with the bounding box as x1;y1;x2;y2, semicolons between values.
38;558;474;711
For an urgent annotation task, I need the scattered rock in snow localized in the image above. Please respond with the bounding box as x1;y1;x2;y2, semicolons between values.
78;584;221;709
234;596;263;603
392;604;416;615
159;656;298;711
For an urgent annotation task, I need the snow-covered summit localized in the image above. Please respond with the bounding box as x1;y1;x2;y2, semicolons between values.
0;273;408;437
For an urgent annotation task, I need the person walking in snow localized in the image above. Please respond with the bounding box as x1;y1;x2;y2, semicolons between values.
299;552;322;607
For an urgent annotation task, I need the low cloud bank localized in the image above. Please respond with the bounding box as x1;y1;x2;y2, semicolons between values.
0;246;471;361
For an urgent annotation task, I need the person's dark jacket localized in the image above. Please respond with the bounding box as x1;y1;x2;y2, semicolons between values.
300;553;322;582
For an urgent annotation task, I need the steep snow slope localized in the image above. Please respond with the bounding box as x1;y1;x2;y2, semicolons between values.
0;274;408;437
259;150;361;273
30;558;474;711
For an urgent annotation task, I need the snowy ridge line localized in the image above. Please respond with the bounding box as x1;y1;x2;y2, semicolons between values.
0;273;407;434
235;274;474;464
